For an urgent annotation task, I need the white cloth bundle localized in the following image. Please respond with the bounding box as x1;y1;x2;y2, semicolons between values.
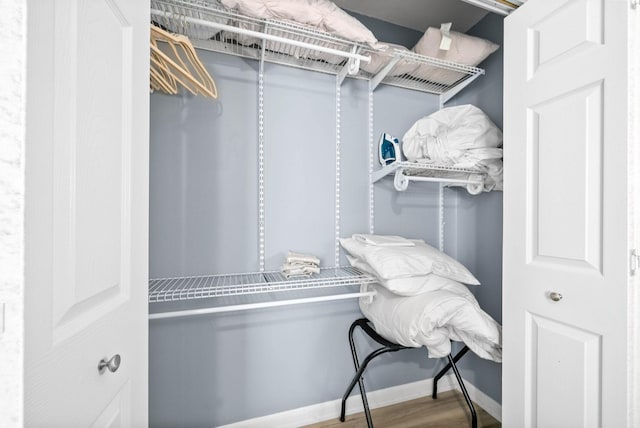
342;234;501;361
360;282;502;361
219;0;382;48
352;234;414;247
341;235;480;289
281;251;320;278
402;104;503;194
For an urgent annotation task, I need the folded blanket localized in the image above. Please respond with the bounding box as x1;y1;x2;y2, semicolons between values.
281;250;320;278
285;251;320;266
360;282;501;362
281;264;320;278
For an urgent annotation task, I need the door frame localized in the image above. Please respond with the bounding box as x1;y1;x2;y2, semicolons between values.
630;3;640;426
0;1;27;427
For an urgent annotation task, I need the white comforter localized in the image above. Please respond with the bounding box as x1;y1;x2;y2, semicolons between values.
402;104;503;194
220;0;380;47
359;281;502;362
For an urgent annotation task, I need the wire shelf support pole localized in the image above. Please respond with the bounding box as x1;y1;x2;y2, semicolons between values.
258;32;267;272
335;76;342;268
368;81;375;234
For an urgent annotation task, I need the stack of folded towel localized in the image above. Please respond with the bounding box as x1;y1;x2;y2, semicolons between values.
281;251;320;279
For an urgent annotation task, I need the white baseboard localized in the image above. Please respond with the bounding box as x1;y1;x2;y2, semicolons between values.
218;374;462;428
454;378;502;422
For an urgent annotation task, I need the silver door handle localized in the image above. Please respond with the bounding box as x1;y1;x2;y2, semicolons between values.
549;292;563;302
98;354;121;374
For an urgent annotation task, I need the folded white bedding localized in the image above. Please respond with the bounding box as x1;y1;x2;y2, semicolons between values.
341;236;479;285
353;234;413;247
219;0;380;47
360;282;502;362
348;255;466;296
402;104;503;194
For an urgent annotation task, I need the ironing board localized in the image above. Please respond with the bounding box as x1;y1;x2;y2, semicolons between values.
340;318;477;428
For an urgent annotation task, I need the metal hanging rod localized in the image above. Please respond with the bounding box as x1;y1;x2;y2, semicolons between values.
149;290;377;319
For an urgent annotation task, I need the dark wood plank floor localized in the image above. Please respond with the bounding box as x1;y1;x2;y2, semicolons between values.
303;390;501;428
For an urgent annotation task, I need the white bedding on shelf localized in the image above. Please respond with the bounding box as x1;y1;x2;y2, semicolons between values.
341;236;480;285
360;282;502;362
402;104;503;194
219;0;381;48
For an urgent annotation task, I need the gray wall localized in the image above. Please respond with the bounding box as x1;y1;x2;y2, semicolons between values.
149;13;504;427
447;12;505;404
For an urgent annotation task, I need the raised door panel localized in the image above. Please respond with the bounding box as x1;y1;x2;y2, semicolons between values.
91;382;132;428
52;0;134;343
525;314;602;427
526;81;603;273
527;0;603;78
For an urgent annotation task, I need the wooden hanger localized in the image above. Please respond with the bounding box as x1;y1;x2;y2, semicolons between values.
152;25;217;97
150;45;179;94
150;23;218;98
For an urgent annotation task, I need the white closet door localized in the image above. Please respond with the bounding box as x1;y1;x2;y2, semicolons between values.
24;0;149;426
503;0;632;426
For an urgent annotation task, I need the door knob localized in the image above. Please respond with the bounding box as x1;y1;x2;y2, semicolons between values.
549;292;563;302
98;354;121;374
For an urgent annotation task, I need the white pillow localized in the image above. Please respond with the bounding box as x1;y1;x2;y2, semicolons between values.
409;27;499;86
341;236;480;285
265;0;324;27
314;0;378;46
222;0;379;47
413;27;499;67
348;255;472;296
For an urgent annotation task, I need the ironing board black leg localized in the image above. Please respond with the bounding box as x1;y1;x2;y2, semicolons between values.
432;345;470;399
447;353;477;428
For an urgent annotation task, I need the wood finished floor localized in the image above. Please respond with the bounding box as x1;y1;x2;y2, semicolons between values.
303;390;501;428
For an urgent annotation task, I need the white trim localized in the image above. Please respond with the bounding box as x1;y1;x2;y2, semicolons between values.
217;375;504;428
0;1;26;427
454;378;502;422
629;3;640;426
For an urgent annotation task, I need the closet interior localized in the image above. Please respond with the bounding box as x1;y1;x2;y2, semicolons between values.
148;0;506;426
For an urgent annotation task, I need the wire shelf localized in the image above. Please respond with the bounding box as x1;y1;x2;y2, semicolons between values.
150;0;486;94
150;0;367;76
360;49;485;95
401;162;486;176
372;161;487;191
149;266;377;303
